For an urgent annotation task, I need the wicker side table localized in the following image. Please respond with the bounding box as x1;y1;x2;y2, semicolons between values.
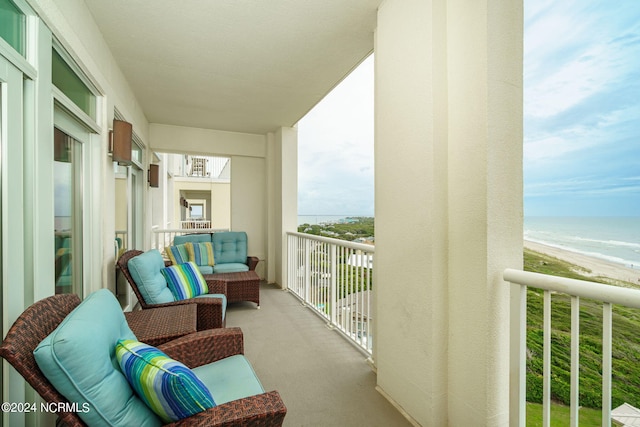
205;271;260;308
125;304;197;346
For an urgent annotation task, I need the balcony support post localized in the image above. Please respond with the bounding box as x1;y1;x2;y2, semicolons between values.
330;243;337;327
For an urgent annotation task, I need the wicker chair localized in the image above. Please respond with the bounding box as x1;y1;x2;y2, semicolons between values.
0;293;287;426
118;250;227;330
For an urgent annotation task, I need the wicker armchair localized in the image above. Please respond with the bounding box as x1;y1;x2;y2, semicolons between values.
118;250;227;330
0;294;287;427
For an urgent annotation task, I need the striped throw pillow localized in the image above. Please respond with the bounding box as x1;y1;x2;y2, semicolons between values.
161;262;209;300
116;340;215;422
165;244;188;265
185;242;215;267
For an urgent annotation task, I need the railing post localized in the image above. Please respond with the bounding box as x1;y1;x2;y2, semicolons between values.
602;302;612;427
570;296;580;427
304;238;311;305
543;290;551;427
510;282;527;427
330;243;337;327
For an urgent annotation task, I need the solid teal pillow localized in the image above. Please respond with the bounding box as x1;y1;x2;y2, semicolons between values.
127;250;174;304
33;289;161;427
161;262;209;300
116;339;216;423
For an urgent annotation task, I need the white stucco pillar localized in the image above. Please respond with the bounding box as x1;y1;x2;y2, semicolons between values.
374;1;522;426
266;126;297;287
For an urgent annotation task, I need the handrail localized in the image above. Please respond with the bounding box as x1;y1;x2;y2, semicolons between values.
504;268;640;308
505;268;640;427
152;228;228;234
287;231;374;356
287;231;375;253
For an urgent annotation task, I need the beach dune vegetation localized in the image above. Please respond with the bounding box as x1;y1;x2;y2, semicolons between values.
524;249;640;411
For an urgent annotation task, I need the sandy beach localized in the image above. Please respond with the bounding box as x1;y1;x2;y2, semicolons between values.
524;240;640;286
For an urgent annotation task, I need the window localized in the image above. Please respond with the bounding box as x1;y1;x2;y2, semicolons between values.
52;48;96;119
0;0;25;56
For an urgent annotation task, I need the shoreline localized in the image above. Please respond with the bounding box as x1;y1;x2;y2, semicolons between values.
524;240;640;286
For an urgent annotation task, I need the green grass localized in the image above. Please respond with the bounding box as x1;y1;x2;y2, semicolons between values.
524;249;640;413
526;402;608;427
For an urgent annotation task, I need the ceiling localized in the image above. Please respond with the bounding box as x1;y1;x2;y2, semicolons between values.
84;0;381;135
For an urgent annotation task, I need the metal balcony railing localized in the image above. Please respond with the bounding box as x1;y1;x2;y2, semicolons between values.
504;268;640;427
180;219;211;229
287;231;374;355
151;227;229;252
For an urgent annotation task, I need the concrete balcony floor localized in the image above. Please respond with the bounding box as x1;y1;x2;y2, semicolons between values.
226;282;412;427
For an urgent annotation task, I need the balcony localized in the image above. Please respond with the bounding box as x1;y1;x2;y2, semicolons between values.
151;228;640;426
225;282;410;426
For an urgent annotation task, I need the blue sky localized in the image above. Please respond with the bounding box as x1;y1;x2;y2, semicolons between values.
298;2;640;217
524;1;640;216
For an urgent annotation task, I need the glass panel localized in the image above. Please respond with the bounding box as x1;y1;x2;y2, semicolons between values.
54;127;82;296
132;144;142;165
131;168;144;249
52;49;96;119
0;82;3;405
0;0;25;56
114;165;128;257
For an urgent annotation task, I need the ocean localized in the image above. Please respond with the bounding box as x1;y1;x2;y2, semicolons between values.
524;217;640;270
298;215;370;225
298;215;640;270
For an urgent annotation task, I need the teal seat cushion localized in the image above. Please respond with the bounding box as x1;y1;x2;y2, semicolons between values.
33;289;161;427
198;265;214;275
212;232;248;264
213;263;249;273
174;233;213;246
191;355;264;405
127;249;174;304
194;293;227;320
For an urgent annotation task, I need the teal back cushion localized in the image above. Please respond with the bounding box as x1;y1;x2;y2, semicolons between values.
212;232;247;264
173;233;212;246
127;250;174;304
33;289;161;427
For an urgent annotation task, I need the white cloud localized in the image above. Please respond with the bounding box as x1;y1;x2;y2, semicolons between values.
297;56;374;214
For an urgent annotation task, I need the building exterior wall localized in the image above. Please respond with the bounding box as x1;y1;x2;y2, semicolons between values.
171;179;231;230
2;0;150;424
374;1;523;426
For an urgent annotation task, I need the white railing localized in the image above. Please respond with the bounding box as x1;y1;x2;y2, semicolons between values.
180;219;212;229
504;268;640;427
287;231;374;355
180;156;229;179
151;228;229;252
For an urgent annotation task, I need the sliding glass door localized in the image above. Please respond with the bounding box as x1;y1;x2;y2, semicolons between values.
53;126;82;295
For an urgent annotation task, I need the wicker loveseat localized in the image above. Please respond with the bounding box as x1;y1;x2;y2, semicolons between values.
0;290;287;426
170;231;259;274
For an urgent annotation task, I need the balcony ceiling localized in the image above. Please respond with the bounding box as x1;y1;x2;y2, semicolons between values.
84;0;381;135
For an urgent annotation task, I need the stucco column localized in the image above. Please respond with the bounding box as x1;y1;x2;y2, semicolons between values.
374;0;522;426
266;126;298;287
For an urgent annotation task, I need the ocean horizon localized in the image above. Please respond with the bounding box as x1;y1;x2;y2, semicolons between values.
298;215;640;270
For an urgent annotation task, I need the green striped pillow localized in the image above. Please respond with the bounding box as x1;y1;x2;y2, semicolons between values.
185;242;215;267
116;340;215;422
165;244;188;265
161;262;208;300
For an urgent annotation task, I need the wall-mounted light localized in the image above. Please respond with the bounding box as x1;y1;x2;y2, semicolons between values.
148;164;159;187
109;119;132;165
